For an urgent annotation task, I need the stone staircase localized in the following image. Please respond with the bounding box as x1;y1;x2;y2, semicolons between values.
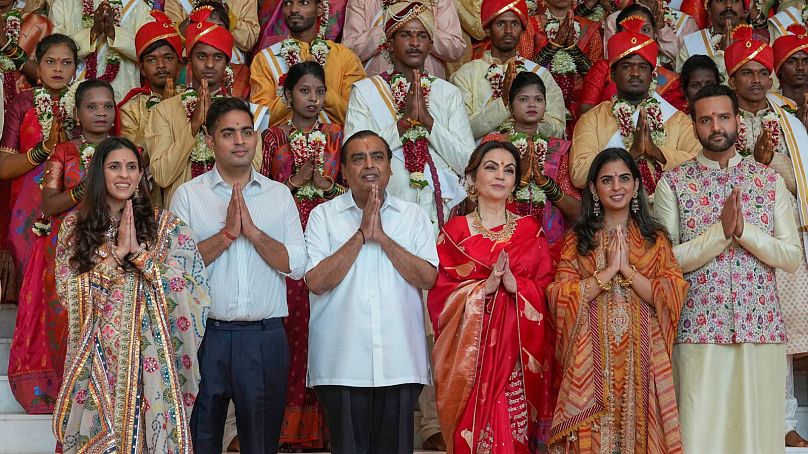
0;304;57;453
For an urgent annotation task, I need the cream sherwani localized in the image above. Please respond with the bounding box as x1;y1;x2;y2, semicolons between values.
569;94;701;188
341;0;466;79
675;28;726;75
450;52;566;139
120;92;156;154
250;39;366;126
51;0;152;100
163;0;258;65
145;93;262;206
343;76;475;226
768;5;804;41
655;150;801;454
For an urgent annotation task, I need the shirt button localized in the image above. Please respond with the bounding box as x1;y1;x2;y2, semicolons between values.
214;321;220;327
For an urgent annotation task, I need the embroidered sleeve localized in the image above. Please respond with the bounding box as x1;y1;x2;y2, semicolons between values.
42;147;65;191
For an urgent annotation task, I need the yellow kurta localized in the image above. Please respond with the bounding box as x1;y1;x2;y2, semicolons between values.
51;0;152;100
569;99;701;188
163;0;259;53
145;94;262;206
120;92;155;153
450;51;566;140
249;39;366;126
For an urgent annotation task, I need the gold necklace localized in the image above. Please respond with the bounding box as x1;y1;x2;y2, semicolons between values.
472;209;517;242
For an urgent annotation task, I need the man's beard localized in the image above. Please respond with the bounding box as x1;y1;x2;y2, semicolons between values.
287;16;317;33
699;130;738;152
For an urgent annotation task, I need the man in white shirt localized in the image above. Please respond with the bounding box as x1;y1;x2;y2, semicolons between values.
170;97;306;454
305;130;438;454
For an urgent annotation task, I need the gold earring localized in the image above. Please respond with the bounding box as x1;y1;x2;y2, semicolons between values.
467;185;478;202
592;192;601;217
507;193;514;203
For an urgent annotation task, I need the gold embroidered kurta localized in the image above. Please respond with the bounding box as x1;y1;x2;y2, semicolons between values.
569;100;701;188
249;39;366;126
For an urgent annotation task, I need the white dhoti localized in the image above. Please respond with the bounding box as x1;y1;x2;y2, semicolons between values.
673;343;786;454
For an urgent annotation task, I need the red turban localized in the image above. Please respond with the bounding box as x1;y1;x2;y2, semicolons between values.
773;24;808;74
724;24;773;76
185;6;233;59
136;10;183;59
480;0;529;29
607;16;659;67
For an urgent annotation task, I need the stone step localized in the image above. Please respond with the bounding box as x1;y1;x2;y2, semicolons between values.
0;337;9;375
0;413;55;453
0;375;24;413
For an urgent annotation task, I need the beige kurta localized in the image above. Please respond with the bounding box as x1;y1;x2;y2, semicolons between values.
341;0;466;79
450;51;566;139
120;92;154;154
569;98;701;188
163;0;259;53
672;343;785;454
145;93;262;206
51;0;152;101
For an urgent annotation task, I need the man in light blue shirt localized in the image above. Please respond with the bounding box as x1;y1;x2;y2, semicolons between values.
171;97;306;454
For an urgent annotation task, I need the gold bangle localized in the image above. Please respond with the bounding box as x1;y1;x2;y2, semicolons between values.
26;148;39;166
593;270;611;292
322;175;335;193
69;188;80;204
620;265;637;287
287;175;302;189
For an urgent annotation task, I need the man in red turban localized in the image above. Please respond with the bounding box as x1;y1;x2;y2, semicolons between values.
118;9;183;196
571;15;700;195
726;23;808;450
145;6;259;206
772;24;808;117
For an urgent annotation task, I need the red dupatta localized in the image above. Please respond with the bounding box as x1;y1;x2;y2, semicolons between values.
428;215;558;453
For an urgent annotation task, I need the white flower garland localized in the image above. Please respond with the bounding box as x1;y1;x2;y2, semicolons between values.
485;57;528;99
736;111;781;156
288;119;328;200
504;122;548;205
612;97;666;149
34;87;57;136
79;139;95;170
181;88;220;164
388;71;434;188
0;10;22;71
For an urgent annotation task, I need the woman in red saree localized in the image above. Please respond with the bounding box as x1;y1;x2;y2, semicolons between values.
546;148;687;453
260;61;343;451
482;71;580;259
8;79;114;414
579;6;686;115
428;140;557;453
0;34;76;299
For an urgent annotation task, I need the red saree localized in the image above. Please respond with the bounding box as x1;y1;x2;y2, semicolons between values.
260;123;342;449
8;141;84;413
429;215;557;453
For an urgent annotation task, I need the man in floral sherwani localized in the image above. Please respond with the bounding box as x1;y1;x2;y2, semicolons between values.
655;83;802;454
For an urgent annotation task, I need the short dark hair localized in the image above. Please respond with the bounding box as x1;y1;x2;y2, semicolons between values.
75;79;115;107
197;1;230;29
341;130;393;164
616;4;655;30
680;55;722;93
689;84;739;120
36;33;78;64
205;97;254;133
284;61;326;94
507;71;546;106
139;39;179;62
464;140;522;195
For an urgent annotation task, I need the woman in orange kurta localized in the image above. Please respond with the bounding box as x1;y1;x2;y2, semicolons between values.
429;141;557;453
546;147;687;454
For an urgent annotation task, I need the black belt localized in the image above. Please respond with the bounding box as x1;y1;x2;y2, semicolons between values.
206;317;283;331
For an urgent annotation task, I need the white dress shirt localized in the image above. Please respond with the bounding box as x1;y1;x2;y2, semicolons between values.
170;166;306;321
305;191;437;387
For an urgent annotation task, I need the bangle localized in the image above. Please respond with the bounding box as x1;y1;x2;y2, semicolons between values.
321;175;335;193
109;248;125;267
286;175;302;189
220;228;236;241
538;177;564;202
26;143;50;165
619;265;637;287
593;270;611;292
69;182;85;204
357;228;365;244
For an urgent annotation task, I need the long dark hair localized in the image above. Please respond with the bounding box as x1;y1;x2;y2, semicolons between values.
572;147;667;256
69;137;157;273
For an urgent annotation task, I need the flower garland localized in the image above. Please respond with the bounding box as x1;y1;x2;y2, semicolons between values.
505;124;548;205
82;0;122;83
544;11;581;75
1;9;22;102
145;92;162;110
79;138;96;171
485;58;528;99
181;88;221;176
34;87;60;137
59;80;81;138
588;4;607;22
275;3;331;99
736;111;781;157
709;29;723;53
525;0;538;15
288;119;327;201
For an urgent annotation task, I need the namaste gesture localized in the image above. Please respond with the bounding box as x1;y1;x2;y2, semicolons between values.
90;0;117;42
109;200;146;265
502;60;518;107
553;11;578;48
359;184;387;243
288;157;332;191
720;187;745;239
222;181;263;244
484;249;517;294
629;108;666;165
190;79;209;136
753;129;774;165
399;69;434;133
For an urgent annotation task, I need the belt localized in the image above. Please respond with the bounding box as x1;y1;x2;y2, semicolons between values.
206;317;283;331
